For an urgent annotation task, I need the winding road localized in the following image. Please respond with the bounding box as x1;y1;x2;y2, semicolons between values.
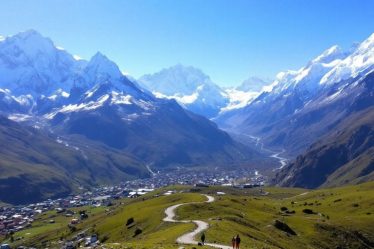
163;194;231;249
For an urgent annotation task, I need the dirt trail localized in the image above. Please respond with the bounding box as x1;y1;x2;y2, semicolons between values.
163;194;231;249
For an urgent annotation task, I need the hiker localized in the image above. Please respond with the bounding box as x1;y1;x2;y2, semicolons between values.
231;236;236;249
235;234;241;249
201;232;206;245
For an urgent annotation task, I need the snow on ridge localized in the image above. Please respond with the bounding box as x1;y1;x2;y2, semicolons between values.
320;33;374;85
47;89;70;100
7;114;32;122
220;89;260;112
110;91;132;105
46;94;110;118
153;91;199;105
73;54;83;61
262;34;373;96
0;88;11;94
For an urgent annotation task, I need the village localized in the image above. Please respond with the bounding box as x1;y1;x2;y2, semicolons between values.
0;167;265;248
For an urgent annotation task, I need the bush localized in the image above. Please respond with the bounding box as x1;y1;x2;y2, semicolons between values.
126;217;134;226
134;228;143;237
302;209;315;214
68;224;77;233
101;235;110;243
274;220;297;235
280;206;288;211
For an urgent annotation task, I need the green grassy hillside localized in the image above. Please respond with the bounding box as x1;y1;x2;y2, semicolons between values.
2;183;374;249
0;116;149;205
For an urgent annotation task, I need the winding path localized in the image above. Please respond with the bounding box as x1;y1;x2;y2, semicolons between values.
163;194;231;249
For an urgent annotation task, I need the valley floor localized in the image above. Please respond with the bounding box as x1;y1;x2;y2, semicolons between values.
1;183;374;249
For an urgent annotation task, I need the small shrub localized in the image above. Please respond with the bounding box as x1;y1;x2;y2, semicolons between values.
101;235;110;243
274;220;297;235
126;217;135;226
134;228;143;237
280;206;288;211
302;209;315;214
68;224;77;233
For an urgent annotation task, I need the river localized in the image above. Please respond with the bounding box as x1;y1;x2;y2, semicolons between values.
224;129;289;170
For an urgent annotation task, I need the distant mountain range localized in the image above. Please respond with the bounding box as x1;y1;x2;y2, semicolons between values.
217;32;374;188
0;29;373;204
138;65;269;118
273;73;374;188
0;30;259;204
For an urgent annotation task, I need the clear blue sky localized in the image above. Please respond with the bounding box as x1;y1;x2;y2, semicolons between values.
0;0;373;86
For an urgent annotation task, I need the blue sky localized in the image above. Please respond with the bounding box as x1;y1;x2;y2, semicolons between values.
0;0;373;86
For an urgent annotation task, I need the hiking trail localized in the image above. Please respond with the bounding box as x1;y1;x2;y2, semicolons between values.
163;194;231;249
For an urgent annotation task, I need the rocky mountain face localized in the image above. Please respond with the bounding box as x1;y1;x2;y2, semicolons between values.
46;81;254;168
273;105;374;189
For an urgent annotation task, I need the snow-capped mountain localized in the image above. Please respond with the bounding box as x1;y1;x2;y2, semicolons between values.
0;88;33;113
0;30;256;170
236;76;269;92
138;64;269;118
0;30;85;96
138;64;228;118
217;32;374;155
269;45;348;95
273;70;374;189
222;77;270;112
321;33;374;85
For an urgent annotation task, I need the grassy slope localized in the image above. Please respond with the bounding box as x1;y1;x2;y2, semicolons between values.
0;116;149;205
2;183;374;249
3;192;204;248
179;183;374;249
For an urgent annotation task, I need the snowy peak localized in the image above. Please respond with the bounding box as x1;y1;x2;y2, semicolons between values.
0;30;144;101
139;64;215;96
359;32;374;51
236;76;269;92
86;52;122;77
0;30;80;96
321;32;374;85
3;29;56;56
87;52;121;74
82;52;124;88
268;33;374;94
311;45;346;64
138;64;228;117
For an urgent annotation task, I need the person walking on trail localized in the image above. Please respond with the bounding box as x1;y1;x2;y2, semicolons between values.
231;236;236;249
201;232;206;245
235;234;241;249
